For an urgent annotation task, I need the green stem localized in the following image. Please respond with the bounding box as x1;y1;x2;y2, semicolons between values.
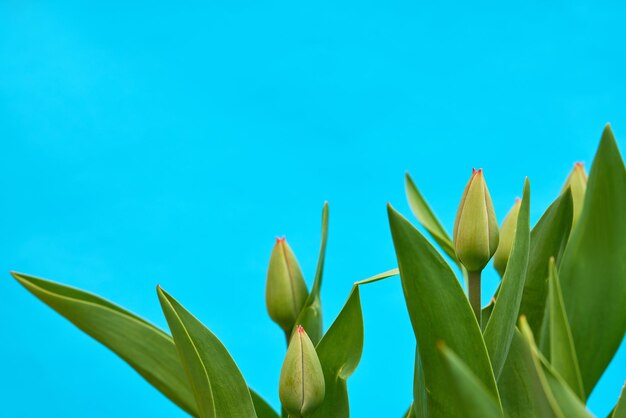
468;270;482;324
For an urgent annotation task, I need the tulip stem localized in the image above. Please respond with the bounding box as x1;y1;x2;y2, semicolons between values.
468;271;482;324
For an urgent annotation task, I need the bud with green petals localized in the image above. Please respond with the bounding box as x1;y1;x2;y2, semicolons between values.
561;162;588;229
453;169;499;273
266;237;309;334
493;198;521;277
279;325;326;418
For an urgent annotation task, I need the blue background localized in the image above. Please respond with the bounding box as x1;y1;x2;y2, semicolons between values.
1;1;625;416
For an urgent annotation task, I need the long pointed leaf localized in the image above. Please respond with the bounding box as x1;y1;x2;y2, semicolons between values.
438;343;504;418
484;179;531;379
294;202;329;345
388;205;500;417
157;287;256;418
12;272;197;416
613;383;626;418
311;286;363;418
547;258;585;400
559;125;626;396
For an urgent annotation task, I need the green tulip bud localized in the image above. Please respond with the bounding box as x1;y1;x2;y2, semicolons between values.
493;198;521;277
561;162;588;229
266;237;309;334
453;169;499;273
279;325;325;418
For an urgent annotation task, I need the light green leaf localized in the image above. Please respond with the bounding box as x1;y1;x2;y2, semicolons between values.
438;343;504;417
484;179;531;379
12;272;197;416
294;202;329;345
310;286;363;418
547;258;585;400
354;268;398;286
519;189;573;340
405;172;459;267
559;125;626;396
612;383;626;418
498;330;556;418
157;286;257;418
519;317;593;418
387;204;500;417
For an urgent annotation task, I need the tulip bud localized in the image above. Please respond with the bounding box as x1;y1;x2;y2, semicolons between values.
266;237;309;334
453;169;499;273
561;162;587;228
493;198;521;277
279;325;325;418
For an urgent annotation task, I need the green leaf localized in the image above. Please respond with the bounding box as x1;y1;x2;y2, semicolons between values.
387;205;500;417
157;286;256;418
518;189;573;340
310;285;363;418
547;258;585;400
294;202;329;345
498;330;556;418
519;317;592;418
484;179;531;379
438;343;504;418
559;125;626;396
354;268;398;286
612;383;626;418
11;272;197;416
405;172;460;267
250;392;280;418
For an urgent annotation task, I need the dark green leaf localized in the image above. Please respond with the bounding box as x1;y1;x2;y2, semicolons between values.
387;205;500;417
251;392;280;418
559;125;626;396
311;286;363;418
12;272;197;416
294;202;329;345
484;179;531;379
438;343;504;417
157;287;257;418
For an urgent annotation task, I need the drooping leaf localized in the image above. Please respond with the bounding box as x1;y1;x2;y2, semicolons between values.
484;179;531;379
387;205;500;417
12;272;197;416
547;258;585;400
438;343;504;418
518;189;573;340
294;202;329;345
559;125;626;396
157;287;257;418
498;330;556;418
519;317;592;418
310;286;363;418
405;172;459;267
612;383;626;418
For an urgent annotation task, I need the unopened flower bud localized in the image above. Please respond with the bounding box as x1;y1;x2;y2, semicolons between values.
561;162;587;228
493;198;521;277
453;169;499;273
279;325;325;418
266;237;309;333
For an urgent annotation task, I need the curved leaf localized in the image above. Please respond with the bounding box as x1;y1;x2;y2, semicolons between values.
438;343;504;418
250;392;280;418
12;272;197;416
311;286;363;418
405;172;459;267
547;258;584;400
354;268;398;286
294;202;329;345
387;205;500;417
613;383;626;418
519;189;573;339
157;287;256;418
559;125;626;396
484;179;531;379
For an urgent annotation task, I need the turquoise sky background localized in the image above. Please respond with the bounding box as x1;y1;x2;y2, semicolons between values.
1;1;625;416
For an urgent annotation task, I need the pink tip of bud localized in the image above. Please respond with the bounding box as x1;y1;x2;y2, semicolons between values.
515;197;521;203
472;168;477;174
275;236;286;243
575;162;585;169
296;325;305;334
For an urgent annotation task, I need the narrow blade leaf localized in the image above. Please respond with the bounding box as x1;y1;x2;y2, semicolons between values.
387;204;500;417
613;383;626;418
559;125;626;396
484;179;531;379
157;287;257;418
